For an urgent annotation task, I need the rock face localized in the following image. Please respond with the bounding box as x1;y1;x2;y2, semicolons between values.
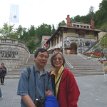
0;39;30;73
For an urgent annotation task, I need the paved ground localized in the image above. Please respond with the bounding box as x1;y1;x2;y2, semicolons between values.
77;75;107;107
0;75;107;107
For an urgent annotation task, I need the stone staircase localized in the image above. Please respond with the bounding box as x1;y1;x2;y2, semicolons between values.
6;54;52;79
6;54;35;79
6;53;104;79
64;54;104;76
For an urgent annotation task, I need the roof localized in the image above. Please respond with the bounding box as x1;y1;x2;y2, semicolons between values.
46;26;102;43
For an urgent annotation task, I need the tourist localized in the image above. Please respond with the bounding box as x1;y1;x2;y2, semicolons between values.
0;63;7;85
50;52;80;107
17;48;53;107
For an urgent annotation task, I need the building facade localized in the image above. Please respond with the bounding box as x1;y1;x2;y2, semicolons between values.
46;15;101;54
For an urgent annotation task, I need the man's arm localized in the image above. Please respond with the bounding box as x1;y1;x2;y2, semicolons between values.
17;69;36;107
22;95;36;107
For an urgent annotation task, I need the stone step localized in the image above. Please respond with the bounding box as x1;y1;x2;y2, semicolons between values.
6;54;104;79
74;73;104;77
64;54;103;76
5;74;20;79
7;72;20;75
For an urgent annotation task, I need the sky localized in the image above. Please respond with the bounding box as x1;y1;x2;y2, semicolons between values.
0;0;103;28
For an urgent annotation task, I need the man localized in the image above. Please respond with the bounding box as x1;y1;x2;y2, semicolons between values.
17;48;53;107
0;63;7;85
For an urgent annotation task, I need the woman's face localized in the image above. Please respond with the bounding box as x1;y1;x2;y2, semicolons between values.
53;54;63;69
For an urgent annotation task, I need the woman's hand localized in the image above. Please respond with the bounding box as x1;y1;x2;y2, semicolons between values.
45;90;53;96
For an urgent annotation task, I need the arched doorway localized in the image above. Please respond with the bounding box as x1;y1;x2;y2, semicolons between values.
69;42;77;54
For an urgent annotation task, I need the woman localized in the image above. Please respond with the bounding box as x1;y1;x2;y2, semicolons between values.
50;52;80;107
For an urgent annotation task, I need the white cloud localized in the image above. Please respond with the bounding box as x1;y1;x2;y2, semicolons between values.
0;0;102;28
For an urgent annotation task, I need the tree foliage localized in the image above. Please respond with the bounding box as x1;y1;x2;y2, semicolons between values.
0;23;16;38
58;20;66;26
0;23;54;53
95;0;107;29
100;35;107;48
73;0;107;30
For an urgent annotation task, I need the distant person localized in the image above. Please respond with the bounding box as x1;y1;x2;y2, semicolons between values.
0;63;7;85
0;65;2;98
0;88;2;98
17;48;53;107
50;52;80;107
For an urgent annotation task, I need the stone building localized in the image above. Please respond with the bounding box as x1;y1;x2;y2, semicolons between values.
46;15;102;54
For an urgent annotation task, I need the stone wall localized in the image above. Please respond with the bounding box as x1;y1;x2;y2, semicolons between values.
0;39;30;72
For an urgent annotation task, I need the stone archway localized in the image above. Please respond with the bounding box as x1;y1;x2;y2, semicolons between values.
69;42;77;54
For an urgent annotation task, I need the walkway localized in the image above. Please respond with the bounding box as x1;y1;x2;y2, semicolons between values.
0;75;107;107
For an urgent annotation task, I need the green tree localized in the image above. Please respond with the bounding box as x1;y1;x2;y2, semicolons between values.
58;20;66;26
100;35;107;48
28;25;36;37
16;25;24;39
51;25;56;34
74;6;95;24
35;23;52;46
95;0;107;28
0;23;16;38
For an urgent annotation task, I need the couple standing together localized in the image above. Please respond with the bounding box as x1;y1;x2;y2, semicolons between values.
17;48;80;107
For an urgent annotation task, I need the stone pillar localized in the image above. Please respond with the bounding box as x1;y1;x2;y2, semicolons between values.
66;15;72;27
90;18;95;29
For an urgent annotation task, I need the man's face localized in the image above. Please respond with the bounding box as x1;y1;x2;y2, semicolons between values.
34;51;49;69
